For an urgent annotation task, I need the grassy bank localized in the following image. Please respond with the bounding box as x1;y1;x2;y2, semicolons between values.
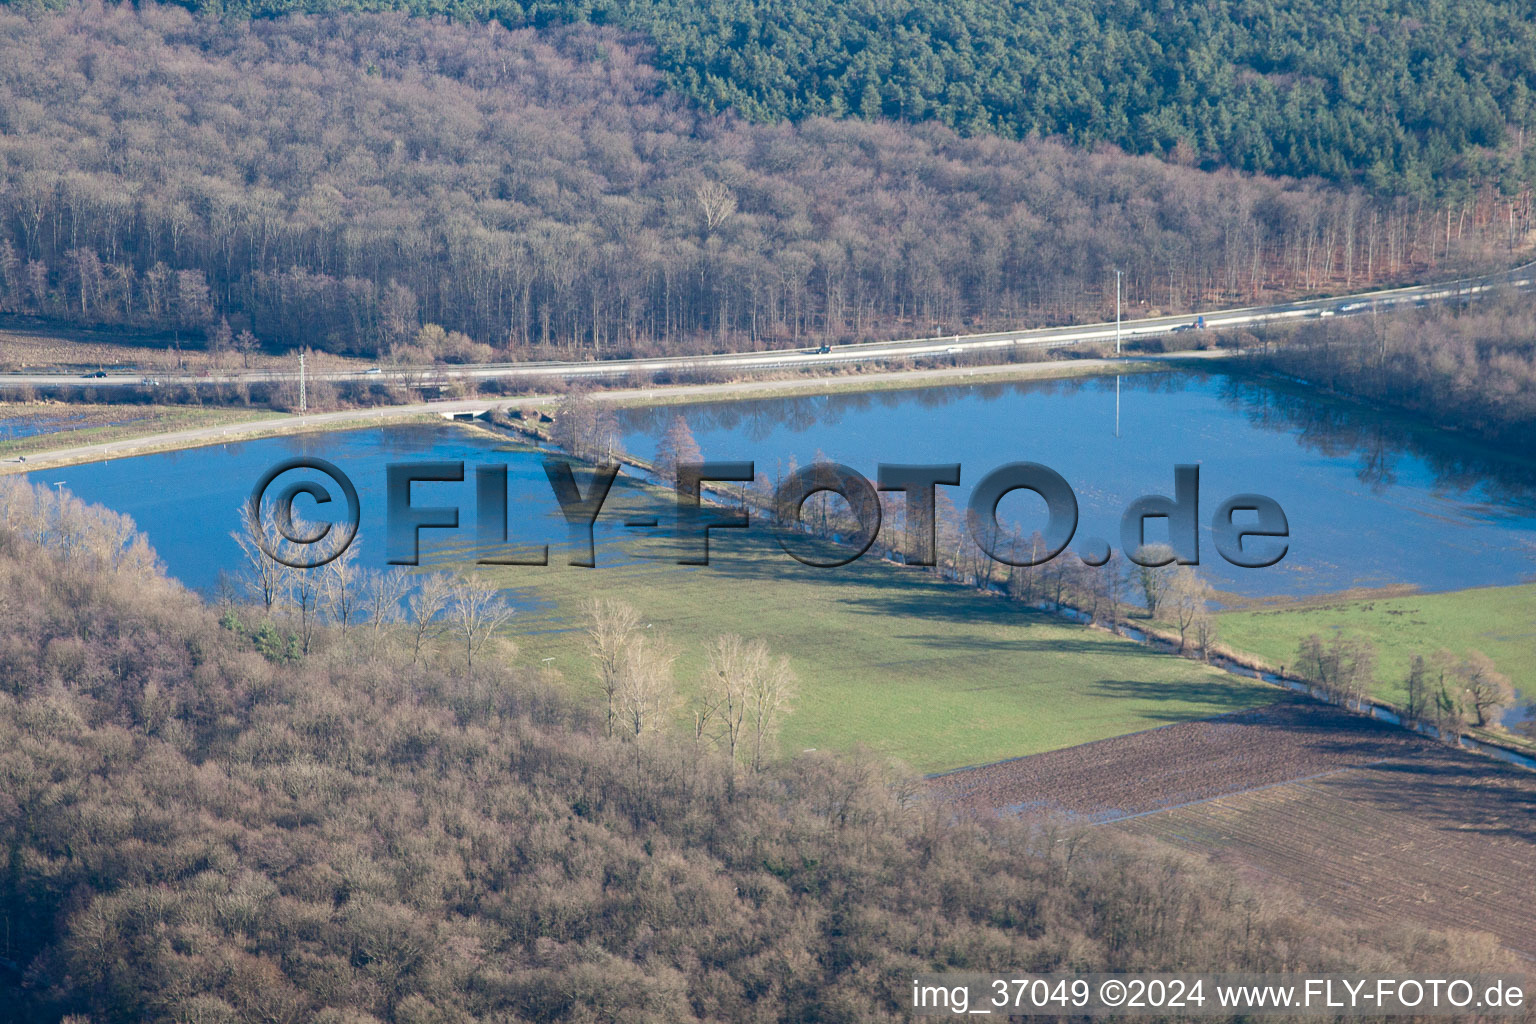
1216;583;1536;706
0;401;284;459
579;353;1195;409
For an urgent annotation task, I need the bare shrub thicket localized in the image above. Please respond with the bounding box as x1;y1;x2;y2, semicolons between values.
1257;290;1536;445
1296;632;1379;708
1403;647;1518;736
0;478;1526;1021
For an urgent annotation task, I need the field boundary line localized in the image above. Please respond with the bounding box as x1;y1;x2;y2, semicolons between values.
923;702;1293;780
1088;760;1388;827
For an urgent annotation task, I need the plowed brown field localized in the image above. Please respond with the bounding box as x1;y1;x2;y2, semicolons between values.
929;697;1536;955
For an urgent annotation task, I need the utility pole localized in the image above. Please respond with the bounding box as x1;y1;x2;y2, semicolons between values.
299;350;307;416
1115;268;1123;355
1115;268;1123;438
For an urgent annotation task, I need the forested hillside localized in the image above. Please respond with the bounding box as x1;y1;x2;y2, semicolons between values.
0;476;1523;1023
0;4;1524;360
44;0;1536;192
514;0;1536;193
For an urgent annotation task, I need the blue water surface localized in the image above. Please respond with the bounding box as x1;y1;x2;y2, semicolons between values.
26;370;1536;600
612;371;1536;598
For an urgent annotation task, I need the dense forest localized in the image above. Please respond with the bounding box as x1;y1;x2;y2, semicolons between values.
16;0;1536;193
478;0;1536;193
0;5;1527;361
1252;287;1536;446
0;476;1524;1023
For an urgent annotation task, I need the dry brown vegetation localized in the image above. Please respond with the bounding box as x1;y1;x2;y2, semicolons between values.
1254;287;1536;444
0;325;372;373
0;401;285;459
0;479;1529;1021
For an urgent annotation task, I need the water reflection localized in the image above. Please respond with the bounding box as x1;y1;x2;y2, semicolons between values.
1213;374;1536;510
24;370;1536;601
614;370;1536;597
23;425;620;596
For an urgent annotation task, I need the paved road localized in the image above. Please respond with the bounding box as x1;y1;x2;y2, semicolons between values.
11;261;1534;390
3;351;1226;473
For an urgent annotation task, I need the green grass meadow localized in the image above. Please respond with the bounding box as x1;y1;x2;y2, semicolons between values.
481;478;1274;773
1217;583;1536;706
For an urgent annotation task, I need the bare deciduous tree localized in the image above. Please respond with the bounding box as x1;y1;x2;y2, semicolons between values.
321;543;361;633
233;328;258;368
1132;543;1177;616
407;572;453;664
1194;608;1218;660
614;634;677;739
1165;566;1213;653
231;506;285;612
1455;649;1515;728
583;596;645;737
1404;653;1431;723
361;567;411;634
700;633;764;762
745;652;796;773
447;574;515;671
694;181;737;235
1430;648;1468;741
652;414;702;488
283;563;324;655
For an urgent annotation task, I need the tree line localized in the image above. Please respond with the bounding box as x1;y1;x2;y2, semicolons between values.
1294;632;1522;741
1252;287;1536;447
0;4;1524;365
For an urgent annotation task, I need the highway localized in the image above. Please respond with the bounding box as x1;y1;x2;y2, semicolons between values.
4;351;1235;473
7;260;1533;389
